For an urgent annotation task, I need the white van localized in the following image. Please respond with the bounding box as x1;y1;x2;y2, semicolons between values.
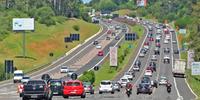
13;70;24;83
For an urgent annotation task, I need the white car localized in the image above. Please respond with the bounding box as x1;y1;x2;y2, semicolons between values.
99;80;114;94
21;76;30;83
124;72;133;80
118;77;130;87
164;39;169;44
133;65;140;71
151;55;157;61
144;70;152;77
67;70;75;77
159;76;168;85
13;70;24;83
60;66;69;73
144;45;149;50
96;45;102;49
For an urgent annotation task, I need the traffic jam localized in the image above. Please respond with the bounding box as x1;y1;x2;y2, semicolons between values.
14;17;175;100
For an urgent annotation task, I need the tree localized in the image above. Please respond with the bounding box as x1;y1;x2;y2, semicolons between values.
98;0;117;11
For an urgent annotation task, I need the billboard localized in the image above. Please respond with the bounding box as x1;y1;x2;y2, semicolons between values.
187;50;194;69
137;0;147;7
13;18;34;31
192;62;200;75
110;47;118;66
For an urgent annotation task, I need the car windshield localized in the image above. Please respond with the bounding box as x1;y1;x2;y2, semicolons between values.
121;79;128;82
23;77;29;79
14;73;23;76
51;81;62;86
101;81;111;85
66;82;80;86
61;66;68;69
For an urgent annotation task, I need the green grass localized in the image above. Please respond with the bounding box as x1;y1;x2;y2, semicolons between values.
94;24;144;88
0;19;100;73
112;9;133;16
131;24;144;38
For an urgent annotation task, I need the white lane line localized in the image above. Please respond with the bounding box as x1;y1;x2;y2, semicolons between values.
78;25;128;77
31;23;109;79
170;29;182;100
173;29;198;99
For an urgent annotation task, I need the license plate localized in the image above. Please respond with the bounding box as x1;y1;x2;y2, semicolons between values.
31;95;37;98
70;91;76;94
53;92;58;94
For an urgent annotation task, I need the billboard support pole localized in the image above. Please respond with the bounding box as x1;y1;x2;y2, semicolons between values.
23;31;26;57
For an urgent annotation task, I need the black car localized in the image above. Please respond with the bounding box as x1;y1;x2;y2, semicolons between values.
93;41;99;45
174;50;179;54
115;36;120;40
49;79;63;95
154;48;160;55
134;60;141;67
137;83;152;95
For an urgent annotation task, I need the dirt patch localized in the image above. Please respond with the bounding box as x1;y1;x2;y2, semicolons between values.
28;39;62;57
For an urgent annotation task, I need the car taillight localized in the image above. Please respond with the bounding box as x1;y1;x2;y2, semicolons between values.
20;84;24;89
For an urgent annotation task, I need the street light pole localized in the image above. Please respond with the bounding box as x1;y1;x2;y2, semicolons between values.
23;31;26;57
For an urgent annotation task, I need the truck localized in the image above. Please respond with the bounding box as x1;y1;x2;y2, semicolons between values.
21;80;52;100
13;70;24;83
172;59;186;78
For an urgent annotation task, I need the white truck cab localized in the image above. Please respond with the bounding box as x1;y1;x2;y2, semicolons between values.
13;70;24;83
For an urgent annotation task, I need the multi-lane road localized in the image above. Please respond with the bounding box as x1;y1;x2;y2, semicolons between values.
0;18;197;100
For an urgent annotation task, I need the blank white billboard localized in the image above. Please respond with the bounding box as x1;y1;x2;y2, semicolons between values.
13;18;34;31
192;62;200;75
110;47;118;66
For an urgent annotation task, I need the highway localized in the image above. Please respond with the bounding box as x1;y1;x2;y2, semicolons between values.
0;18;197;100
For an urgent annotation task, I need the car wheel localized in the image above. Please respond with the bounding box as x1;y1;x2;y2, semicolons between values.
136;92;139;95
81;94;86;98
111;91;115;94
99;91;102;94
63;95;69;98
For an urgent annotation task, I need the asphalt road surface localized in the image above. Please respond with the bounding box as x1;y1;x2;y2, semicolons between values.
0;18;196;100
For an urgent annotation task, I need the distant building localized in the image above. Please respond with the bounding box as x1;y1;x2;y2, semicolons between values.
137;0;147;7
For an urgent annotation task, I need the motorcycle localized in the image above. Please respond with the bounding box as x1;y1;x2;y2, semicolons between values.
126;88;132;97
167;87;171;93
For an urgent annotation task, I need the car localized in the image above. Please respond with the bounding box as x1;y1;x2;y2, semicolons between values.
96;45;102;49
13;70;24;83
60;66;69;73
164;39;169;44
144;45;149;50
115;36;120;40
163;55;170;64
133;65;140;71
67;70;76;77
154;47;160;55
63;80;86;98
49;79;63;95
144;70;152;77
107;30;112;34
124;72;134;80
156;43;160;48
164;48;170;53
115;25;121;30
93;41;99;45
99;80;114;94
146;66;154;72
141;76;151;84
144;42;149;46
21;76;30;84
155;38;160;43
151;55;157;61
139;51;145;57
22;80;52;100
137;83;152;95
106;36;110;40
149;62;156;71
172;40;177;44
174;50;179;54
165;35;170;40
112;81;121;92
149;37;154;41
118;77;130;87
83;82;94;94
98;50;104;56
159;76;168;85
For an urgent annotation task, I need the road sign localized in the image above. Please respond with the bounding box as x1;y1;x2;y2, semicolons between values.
192;62;200;75
70;33;80;41
125;33;136;41
5;60;14;73
64;37;72;42
187;50;194;69
110;47;118;66
71;73;78;80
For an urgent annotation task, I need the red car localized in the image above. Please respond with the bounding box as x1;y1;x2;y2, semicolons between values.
149;37;154;41
107;30;112;34
144;42;149;46
63;80;86;98
98;51;104;56
146;66;154;72
156;43;161;48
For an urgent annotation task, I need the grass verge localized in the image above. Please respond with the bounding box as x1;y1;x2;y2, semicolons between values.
0;19;100;74
94;24;144;88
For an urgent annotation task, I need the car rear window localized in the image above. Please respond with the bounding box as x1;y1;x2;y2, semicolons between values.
50;81;62;86
66;82;80;86
101;81;111;85
27;81;45;85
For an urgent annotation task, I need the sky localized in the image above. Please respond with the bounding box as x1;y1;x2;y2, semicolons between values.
82;0;92;4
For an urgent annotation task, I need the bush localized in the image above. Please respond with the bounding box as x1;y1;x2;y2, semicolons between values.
73;25;80;31
79;70;95;84
55;16;67;24
81;12;91;22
